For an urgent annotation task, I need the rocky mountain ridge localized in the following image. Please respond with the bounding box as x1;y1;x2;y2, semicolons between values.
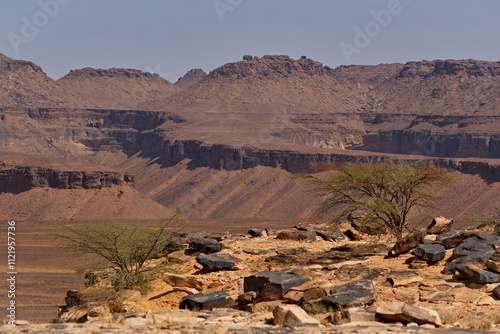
57;67;180;110
398;59;500;78
174;68;207;89
1;54;499;221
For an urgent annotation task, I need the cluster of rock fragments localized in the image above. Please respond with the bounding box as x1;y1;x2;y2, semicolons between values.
5;217;500;333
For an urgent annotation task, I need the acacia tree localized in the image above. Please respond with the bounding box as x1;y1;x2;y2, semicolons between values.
54;216;180;291
469;206;500;236
301;162;453;240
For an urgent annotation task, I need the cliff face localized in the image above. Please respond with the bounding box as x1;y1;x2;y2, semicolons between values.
0;167;134;193
2;107;498;184
134;134;500;182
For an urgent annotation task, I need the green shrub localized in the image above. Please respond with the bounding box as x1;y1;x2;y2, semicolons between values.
54;217;181;292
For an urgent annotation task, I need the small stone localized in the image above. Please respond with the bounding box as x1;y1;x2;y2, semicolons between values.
344;307;376;323
248;229;267;238
273;305;321;326
423;234;437;244
150;310;203;324
476;295;495;305
493;285;500;299
173;287;199;294
435;230;465;249
122;317;151;327
387;271;423;287
294;222;315;231
237;291;257;306
487;260;500;274
316;228;349;241
409;260;428;269
163;273;204;290
250;301;284;313
451;287;485;303
276;230;316;241
376;300;442;326
429;293;454;304
426;216;453;234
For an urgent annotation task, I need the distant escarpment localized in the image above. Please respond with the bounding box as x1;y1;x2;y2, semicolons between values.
0;167;133;193
135;134;500;182
61;67;165;79
398;59;500;78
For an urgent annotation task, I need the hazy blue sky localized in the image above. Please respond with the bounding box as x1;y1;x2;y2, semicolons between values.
1;0;499;82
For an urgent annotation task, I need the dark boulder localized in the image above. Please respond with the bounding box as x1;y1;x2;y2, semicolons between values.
457;263;500;283
443;256;483;275
316;228;349;242
435;230;465;249
389;231;426;256
248;228;268;238
196;254;239;271
450;235;496;260
180;291;235;311
412;244;446;262
244;271;310;301
188;238;222;254
493;285;500;300
321;280;376;308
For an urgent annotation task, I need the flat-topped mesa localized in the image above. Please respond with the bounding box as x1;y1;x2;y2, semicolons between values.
62;67;164;80
0;152;134;193
58;67;180;109
398;59;500;78
175;68;207;88
208;55;334;80
0;167;134;193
